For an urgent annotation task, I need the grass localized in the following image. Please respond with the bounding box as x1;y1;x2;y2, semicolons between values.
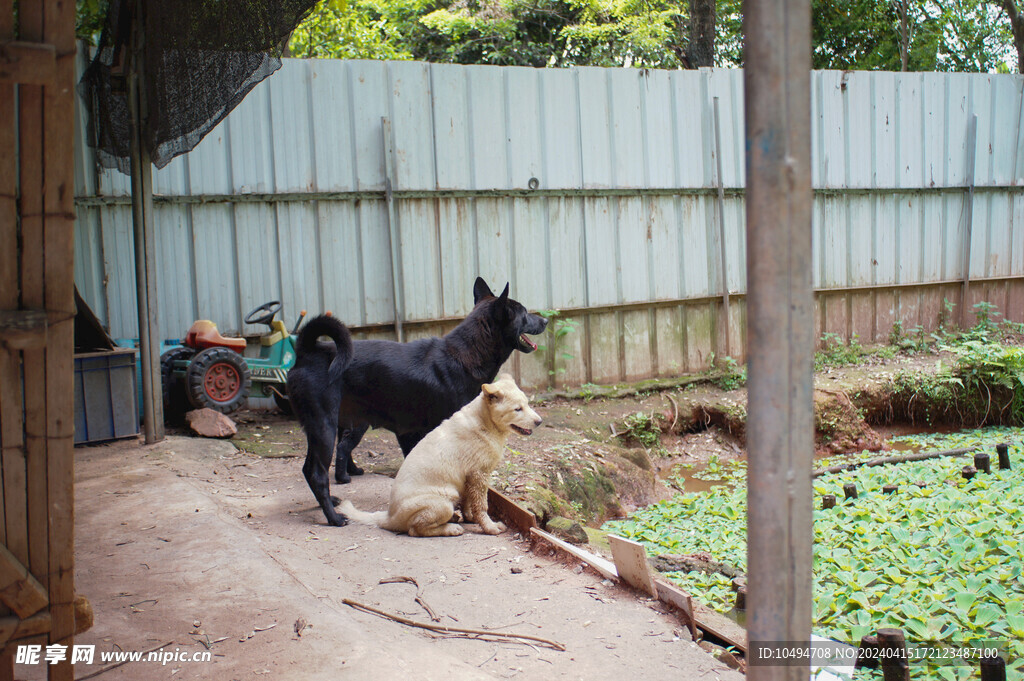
604;427;1024;680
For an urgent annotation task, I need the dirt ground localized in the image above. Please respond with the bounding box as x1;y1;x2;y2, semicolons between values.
34;432;745;681
17;347;963;681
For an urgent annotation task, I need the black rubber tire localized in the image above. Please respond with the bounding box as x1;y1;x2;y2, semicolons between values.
161;347;195;424
272;389;293;416
185;347;252;414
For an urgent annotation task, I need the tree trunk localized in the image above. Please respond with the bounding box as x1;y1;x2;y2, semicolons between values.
687;0;716;67
896;0;910;71
1001;0;1024;72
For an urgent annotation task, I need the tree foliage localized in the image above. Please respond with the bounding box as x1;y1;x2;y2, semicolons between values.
73;0;1020;72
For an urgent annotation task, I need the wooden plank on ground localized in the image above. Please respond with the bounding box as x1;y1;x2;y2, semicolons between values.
692;601;748;654
529;527;619;581
0;544;48;618
43;0;77;674
654;578;698;641
608;534;657;597
487;488;537;536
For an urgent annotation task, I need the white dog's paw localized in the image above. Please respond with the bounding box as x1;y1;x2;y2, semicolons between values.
480;521;506;535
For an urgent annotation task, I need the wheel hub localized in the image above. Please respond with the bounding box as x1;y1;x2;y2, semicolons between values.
204;363;241;402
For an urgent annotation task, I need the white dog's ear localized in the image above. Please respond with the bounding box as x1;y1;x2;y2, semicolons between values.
482;382;502;401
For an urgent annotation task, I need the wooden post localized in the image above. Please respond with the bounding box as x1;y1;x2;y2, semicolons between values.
128;0;165;443
996;443;1011;470
0;0;22;677
843;483;858;500
882;484;898;495
980;652;1007;681
876;629;910;681
962;465;977;481
821;494;836;509
854;634;879;670
743;0;813;677
0;0;79;677
734;585;748;610
974;451;991;474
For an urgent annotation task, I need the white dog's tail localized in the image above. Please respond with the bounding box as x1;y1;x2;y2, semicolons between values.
338;500;389;527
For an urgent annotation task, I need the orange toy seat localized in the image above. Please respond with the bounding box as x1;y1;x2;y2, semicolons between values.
184;320;247;353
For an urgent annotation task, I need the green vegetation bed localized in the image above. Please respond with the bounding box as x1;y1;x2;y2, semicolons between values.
604;428;1024;679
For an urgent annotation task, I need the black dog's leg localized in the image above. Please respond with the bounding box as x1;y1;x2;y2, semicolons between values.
334;423;369;484
302;419;349;527
396;431;426;456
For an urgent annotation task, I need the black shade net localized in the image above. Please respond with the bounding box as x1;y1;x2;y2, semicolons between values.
79;0;318;173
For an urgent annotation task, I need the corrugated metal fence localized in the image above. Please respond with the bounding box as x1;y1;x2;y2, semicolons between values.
74;58;1024;390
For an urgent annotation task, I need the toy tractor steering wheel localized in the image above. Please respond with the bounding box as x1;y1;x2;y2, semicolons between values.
245;300;282;328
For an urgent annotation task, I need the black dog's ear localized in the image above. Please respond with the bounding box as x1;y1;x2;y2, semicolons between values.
473;277;494;304
499;283;509;301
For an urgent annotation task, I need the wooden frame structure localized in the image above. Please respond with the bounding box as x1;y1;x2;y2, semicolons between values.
0;0;81;678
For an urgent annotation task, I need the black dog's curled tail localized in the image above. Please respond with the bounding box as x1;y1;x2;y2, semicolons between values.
296;314;353;385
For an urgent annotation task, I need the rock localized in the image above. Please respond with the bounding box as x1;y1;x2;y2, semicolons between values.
186;409;237;438
546;516;588;545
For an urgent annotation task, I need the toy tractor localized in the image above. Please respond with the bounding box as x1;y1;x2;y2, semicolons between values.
161;301;304;419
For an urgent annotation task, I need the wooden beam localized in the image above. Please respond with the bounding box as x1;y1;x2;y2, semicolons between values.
43;0;77;672
0;595;92;652
0;41;56;85
0;545;48;618
0;310;48;350
0;610;50;649
487;487;537;536
0;6;16;681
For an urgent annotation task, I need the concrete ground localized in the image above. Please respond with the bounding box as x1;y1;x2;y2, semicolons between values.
18;435;744;681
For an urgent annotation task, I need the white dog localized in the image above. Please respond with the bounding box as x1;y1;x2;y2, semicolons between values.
340;374;541;537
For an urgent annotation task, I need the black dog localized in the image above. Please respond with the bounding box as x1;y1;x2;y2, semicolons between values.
286;314;354;527
288;278;548;526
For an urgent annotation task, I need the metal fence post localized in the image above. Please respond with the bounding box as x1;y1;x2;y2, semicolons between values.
381;116;405;342
960;114;978;329
743;0;814;678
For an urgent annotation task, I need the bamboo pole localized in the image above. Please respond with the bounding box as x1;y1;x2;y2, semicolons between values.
128;0;165;442
743;0;814;679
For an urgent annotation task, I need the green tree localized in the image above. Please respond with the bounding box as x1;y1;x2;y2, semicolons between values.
997;0;1024;72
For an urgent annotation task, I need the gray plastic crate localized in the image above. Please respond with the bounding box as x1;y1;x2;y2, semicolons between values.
74;348;140;444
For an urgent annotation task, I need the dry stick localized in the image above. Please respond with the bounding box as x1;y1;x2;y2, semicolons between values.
343;599;566;651
811;447;977;479
378;576;440;622
665;393;680;433
75;640;176;681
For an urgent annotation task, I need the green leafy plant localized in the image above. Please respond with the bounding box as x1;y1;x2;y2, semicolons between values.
622;411;661;449
536;310;579;380
606;427;1024;678
973;301;1001;331
815;333;874;369
707;353;746;391
578;383;598;402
